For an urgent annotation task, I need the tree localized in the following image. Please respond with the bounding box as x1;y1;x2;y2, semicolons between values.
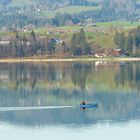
114;31;119;45
114;32;125;50
126;33;133;54
79;28;87;54
47;38;56;55
70;33;78;55
83;44;92;55
70;28;91;56
30;30;38;56
62;41;67;53
135;26;140;47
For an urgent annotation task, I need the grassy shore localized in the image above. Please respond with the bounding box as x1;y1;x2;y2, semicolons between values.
0;57;140;63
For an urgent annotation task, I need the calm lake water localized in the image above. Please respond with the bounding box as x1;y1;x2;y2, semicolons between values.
0;61;140;140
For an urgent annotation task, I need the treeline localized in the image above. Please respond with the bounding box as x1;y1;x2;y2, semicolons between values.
0;7;51;29
99;0;135;21
114;26;140;56
0;31;54;58
0;28;92;58
0;8;86;29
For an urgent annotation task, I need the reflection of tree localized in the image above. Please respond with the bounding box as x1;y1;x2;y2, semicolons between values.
47;64;56;82
30;65;37;89
71;63;92;90
1;62;140;94
115;63;140;91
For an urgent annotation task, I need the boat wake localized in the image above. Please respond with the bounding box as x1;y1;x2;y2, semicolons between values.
0;106;75;112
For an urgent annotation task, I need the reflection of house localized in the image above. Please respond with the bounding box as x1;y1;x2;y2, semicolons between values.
0;72;10;81
0;41;10;45
0;37;11;45
20;41;31;46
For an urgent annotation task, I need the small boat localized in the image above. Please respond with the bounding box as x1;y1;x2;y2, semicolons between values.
76;103;98;108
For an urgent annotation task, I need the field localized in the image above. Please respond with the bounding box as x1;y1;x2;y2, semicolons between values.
8;0;29;7
96;21;140;28
1;21;140;49
41;6;101;18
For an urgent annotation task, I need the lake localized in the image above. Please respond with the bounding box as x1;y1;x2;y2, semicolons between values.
0;61;140;140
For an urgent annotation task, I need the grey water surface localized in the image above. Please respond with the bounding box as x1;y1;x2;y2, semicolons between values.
0;61;140;140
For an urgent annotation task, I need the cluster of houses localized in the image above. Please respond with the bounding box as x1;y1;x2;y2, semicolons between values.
0;36;63;47
95;49;124;58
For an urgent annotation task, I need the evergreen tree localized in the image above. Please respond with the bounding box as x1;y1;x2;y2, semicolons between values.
126;33;133;54
47;38;56;55
135;26;140;47
30;30;37;56
70;33;78;55
114;32;125;50
70;28;91;55
114;31;119;45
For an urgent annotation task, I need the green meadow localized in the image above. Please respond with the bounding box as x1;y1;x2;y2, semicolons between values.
41;6;101;18
96;21;140;28
1;21;140;49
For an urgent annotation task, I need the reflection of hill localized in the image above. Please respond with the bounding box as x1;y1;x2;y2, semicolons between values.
0;62;140;127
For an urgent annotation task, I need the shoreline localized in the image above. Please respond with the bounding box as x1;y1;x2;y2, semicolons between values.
0;57;140;63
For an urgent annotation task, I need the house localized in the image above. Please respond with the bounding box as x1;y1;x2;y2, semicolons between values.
108;49;124;57
95;50;106;58
95;53;106;58
51;38;63;45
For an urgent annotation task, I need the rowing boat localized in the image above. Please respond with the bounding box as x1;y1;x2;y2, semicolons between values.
76;103;98;108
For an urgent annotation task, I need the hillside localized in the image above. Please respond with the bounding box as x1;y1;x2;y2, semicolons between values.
1;0;137;18
0;0;137;16
0;0;99;8
0;0;139;30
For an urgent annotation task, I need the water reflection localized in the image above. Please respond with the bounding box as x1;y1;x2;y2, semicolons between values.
0;62;140;127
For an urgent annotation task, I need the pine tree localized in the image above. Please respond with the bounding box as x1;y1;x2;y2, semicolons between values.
70;33;77;55
114;32;125;50
70;28;91;55
30;30;37;56
126;33;133;54
47;38;56;55
135;26;140;47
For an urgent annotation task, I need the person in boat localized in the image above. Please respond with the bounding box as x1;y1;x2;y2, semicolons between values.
80;100;86;105
80;100;86;111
